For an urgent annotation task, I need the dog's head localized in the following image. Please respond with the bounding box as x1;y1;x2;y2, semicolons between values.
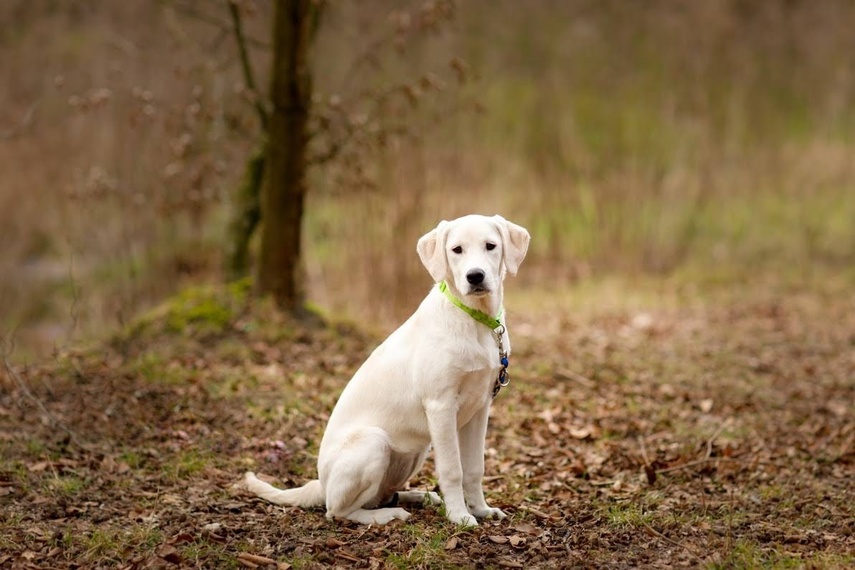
417;214;530;298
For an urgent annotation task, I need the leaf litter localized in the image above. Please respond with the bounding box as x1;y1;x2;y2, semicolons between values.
0;279;853;568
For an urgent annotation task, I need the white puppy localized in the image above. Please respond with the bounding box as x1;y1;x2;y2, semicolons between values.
245;214;530;526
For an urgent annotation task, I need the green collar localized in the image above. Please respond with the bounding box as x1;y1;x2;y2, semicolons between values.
438;281;503;330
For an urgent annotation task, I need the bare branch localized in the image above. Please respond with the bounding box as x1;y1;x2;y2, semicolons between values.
227;0;269;130
641;520;705;564
170;0;270;49
0;101;38;140
1;333;87;450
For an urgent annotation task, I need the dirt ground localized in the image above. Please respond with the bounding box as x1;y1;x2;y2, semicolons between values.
1;276;853;569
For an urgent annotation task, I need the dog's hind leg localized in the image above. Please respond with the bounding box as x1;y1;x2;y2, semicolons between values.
321;427;412;525
243;474;325;508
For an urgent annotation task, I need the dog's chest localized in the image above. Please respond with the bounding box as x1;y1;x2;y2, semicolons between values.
456;368;494;416
453;341;501;424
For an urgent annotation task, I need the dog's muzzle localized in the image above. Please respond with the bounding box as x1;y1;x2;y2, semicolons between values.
466;269;490;295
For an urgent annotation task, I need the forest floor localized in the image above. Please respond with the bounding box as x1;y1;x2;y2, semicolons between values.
1;272;853;569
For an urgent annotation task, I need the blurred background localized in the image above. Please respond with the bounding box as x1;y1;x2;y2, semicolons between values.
2;0;854;361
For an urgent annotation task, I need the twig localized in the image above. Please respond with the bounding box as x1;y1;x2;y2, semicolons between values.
1;101;38;140
641;521;704;564
1;334;87;450
655;455;788;475
704;419;731;460
170;0;269;49
66;251;80;339
227;0;269;130
637;435;651;466
655;457;722;475
637;435;658;484
334;550;360;563
654;419;732;475
554;368;596;388
521;506;552;520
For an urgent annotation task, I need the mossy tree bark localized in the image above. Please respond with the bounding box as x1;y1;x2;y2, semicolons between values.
256;0;315;311
226;143;264;281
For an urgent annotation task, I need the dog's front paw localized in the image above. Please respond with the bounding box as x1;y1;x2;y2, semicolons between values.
448;511;478;527
472;506;507;520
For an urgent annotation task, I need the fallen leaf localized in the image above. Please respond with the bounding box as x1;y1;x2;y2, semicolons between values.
512;522;538;535
569;427;592;439
157;545;181;565
238;552;276;566
171;532;194;544
28;461;50;472
335;550;360;563
445;536;459;550
489;535;509;544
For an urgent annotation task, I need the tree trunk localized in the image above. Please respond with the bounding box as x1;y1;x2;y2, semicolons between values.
256;0;314;310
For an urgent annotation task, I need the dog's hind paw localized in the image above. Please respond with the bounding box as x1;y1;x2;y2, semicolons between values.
424;491;442;505
344;507;411;525
472;506;507;520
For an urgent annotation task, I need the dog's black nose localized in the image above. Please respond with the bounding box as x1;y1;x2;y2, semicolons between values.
466;269;485;285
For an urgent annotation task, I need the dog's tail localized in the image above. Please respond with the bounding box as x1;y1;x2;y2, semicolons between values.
243;472;325;508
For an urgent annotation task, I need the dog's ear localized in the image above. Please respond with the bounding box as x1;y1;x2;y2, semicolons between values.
417;220;451;283
493;215;530;276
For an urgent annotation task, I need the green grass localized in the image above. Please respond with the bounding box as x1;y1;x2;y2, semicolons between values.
181;541;245;569
64;525;165;566
164;449;217;480
385;525;458;570
47;475;87;498
713;540;855;570
603;501;655;529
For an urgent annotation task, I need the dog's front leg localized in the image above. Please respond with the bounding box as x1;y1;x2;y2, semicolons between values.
425;399;478;526
459;403;507;520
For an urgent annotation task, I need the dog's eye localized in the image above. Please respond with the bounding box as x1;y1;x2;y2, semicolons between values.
486;243;496;251
451;246;463;254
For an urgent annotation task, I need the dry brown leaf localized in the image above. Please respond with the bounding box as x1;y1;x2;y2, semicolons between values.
489;535;509;544
238;553;276;566
157;545;181;565
569;427;592;439
28;461;50;472
512;522;538;535
335;550;360;563
445;536;459;550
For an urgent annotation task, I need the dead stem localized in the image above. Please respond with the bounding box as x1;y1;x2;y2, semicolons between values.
1;334;87;450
